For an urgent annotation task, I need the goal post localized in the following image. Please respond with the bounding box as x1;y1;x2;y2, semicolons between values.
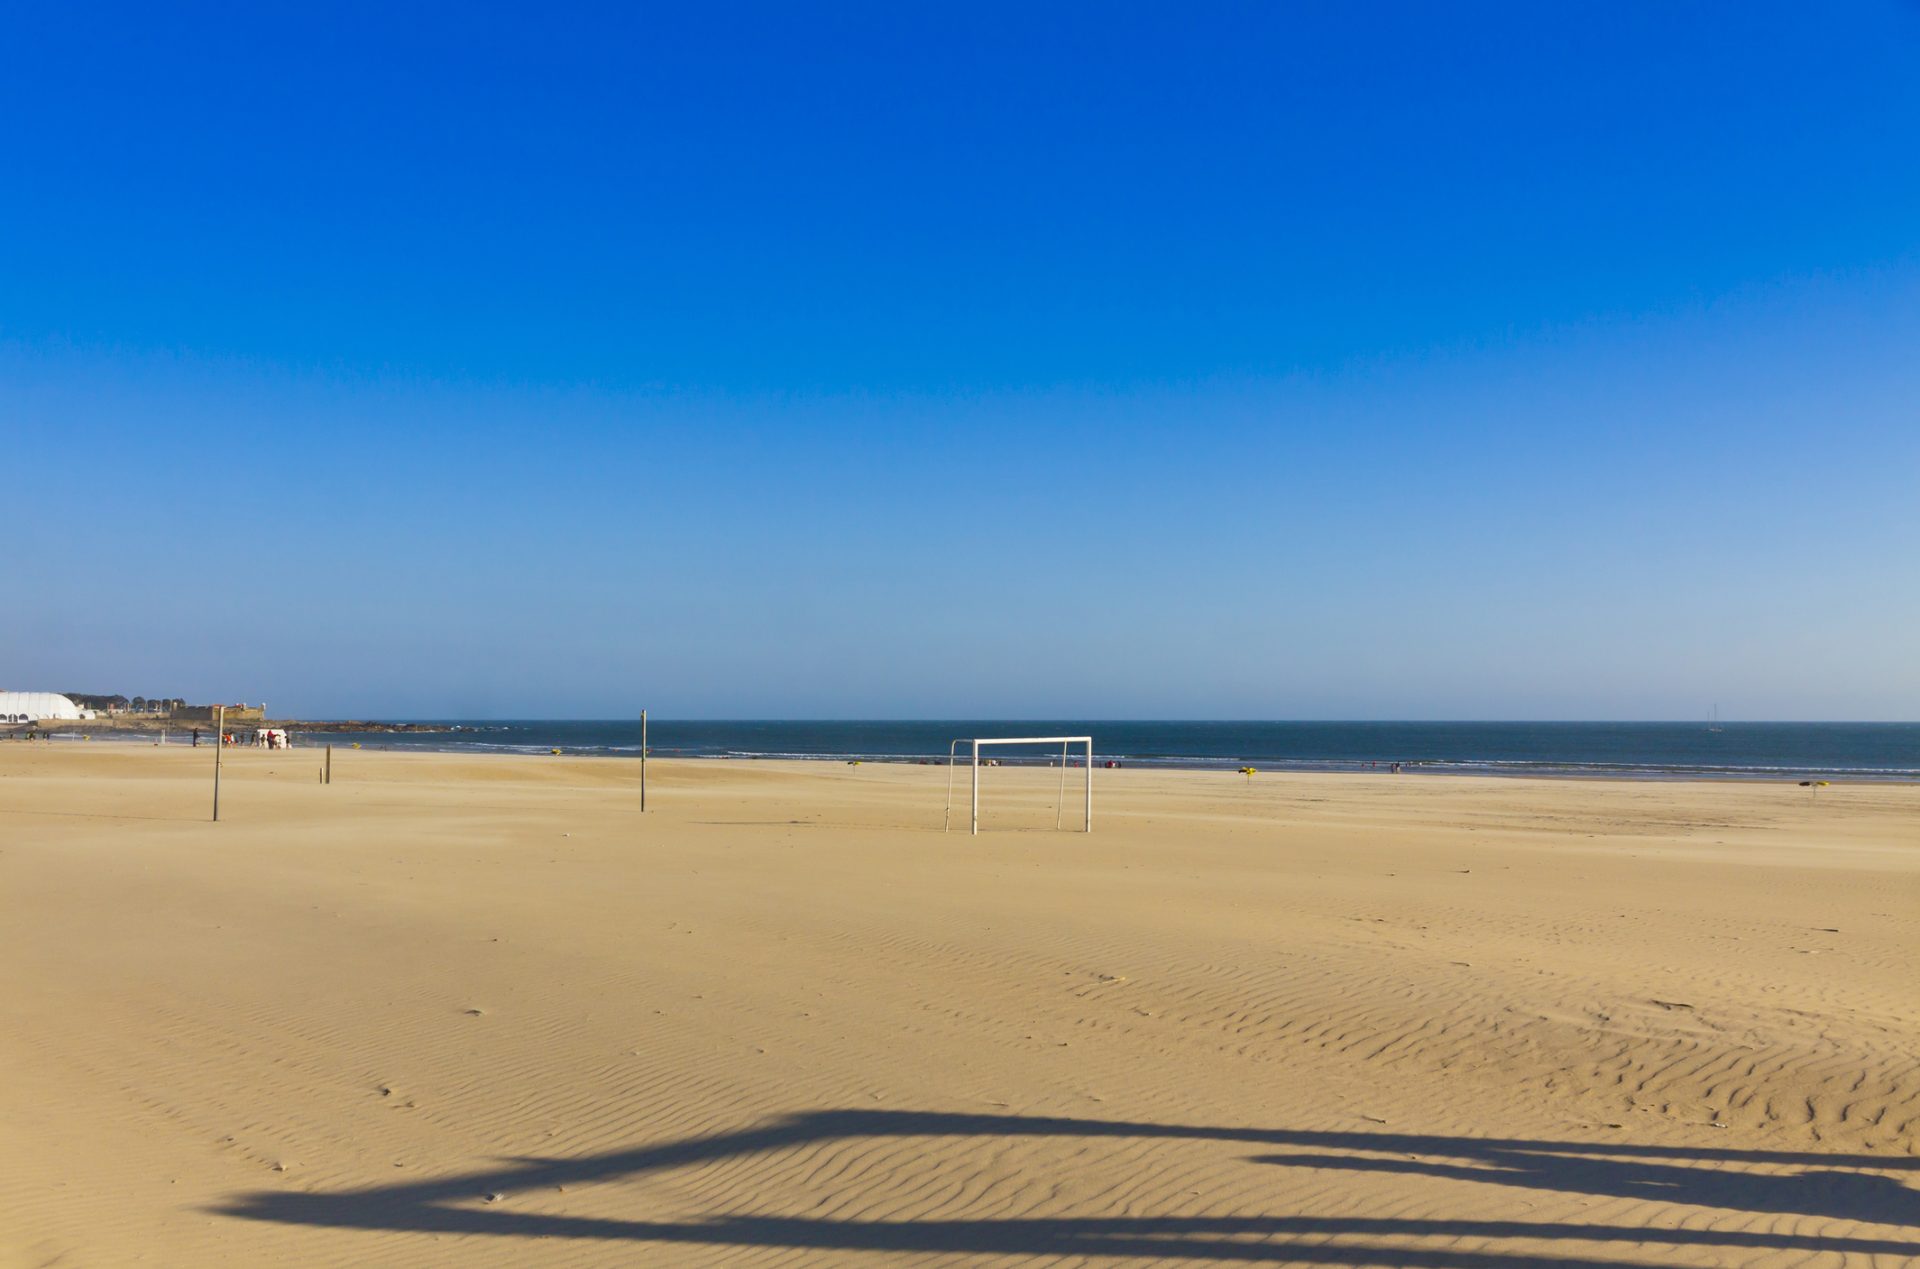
944;736;1093;835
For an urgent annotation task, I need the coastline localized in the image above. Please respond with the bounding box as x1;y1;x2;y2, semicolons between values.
11;717;1916;783
4;717;463;736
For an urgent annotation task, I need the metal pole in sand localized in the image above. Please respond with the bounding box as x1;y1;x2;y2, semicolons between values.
213;705;225;822
944;740;958;832
1057;740;1067;830
326;744;332;786
971;739;980;836
640;710;648;813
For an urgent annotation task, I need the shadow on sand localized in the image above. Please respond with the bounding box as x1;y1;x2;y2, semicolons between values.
215;1109;1919;1266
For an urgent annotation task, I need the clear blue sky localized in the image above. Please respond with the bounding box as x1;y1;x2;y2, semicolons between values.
4;3;1917;719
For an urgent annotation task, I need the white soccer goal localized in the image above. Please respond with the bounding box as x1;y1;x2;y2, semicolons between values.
944;736;1093;835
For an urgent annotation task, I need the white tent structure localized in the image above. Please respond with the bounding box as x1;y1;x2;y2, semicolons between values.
0;691;91;723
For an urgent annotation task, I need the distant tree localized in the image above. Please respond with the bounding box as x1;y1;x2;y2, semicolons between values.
132;696;148;711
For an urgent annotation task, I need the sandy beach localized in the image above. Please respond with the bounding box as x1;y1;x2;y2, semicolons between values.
2;744;1914;1267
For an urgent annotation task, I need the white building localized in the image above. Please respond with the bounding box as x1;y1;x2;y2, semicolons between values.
0;691;92;723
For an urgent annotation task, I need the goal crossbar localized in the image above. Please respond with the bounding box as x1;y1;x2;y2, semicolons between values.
944;736;1093;835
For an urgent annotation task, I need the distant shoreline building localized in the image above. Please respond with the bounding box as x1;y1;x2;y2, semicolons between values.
172;703;266;723
0;692;93;723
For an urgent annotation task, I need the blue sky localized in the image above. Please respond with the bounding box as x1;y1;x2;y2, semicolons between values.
4;3;1917;719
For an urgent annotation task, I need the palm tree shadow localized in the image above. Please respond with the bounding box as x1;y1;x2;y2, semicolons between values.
215;1109;1920;1265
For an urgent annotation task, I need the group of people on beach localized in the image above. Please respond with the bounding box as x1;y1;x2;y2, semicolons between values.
189;729;291;750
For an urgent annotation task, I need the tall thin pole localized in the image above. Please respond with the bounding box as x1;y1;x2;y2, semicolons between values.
640;710;647;813
1085;738;1093;833
325;744;332;786
1056;740;1068;830
944;739;959;832
971;739;980;835
212;705;224;822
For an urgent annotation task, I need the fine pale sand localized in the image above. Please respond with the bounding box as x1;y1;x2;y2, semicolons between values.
2;746;1915;1268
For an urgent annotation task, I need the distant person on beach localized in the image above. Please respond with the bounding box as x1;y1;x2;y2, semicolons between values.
192;728;200;747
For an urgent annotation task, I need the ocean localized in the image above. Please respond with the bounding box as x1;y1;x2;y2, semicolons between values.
274;720;1919;782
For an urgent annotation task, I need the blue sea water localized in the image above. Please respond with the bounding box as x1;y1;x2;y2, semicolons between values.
299;720;1919;781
